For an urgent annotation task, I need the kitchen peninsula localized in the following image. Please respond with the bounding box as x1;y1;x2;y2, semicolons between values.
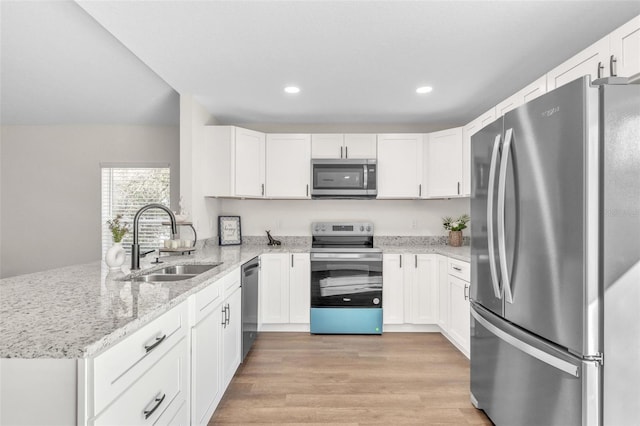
0;238;469;425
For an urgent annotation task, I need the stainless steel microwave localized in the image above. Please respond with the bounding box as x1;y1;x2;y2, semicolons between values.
311;159;377;198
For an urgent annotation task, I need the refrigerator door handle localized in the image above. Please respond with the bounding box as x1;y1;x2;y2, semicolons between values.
471;307;580;378
497;128;514;304
486;134;502;299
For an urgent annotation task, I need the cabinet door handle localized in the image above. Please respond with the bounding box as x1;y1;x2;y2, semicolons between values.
457;182;460;195
399;254;402;268
464;284;469;300
261;183;265;196
415;254;417;268
597;61;604;79
143;393;166;419
221;306;227;327
610;55;617;77
306;184;309;197
418;184;422;197
345;146;348;158
226;303;230;325
144;334;167;353
291;254;294;268
340;146;343;158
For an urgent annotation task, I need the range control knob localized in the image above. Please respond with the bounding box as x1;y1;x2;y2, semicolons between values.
373;297;380;305
366;225;372;232
360;225;365;232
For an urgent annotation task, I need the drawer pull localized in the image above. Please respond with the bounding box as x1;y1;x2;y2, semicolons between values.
452;266;462;272
143;393;166;419
144;334;167;353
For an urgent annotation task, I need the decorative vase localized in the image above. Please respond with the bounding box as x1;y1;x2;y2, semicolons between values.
449;231;463;247
105;242;126;270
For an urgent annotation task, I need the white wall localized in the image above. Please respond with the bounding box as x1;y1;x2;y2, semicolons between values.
179;95;221;239
0;125;179;278
219;198;470;237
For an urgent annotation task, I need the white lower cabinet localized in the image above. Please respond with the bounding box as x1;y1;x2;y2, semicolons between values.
222;286;242;389
447;275;471;356
437;255;449;331
93;338;189;426
260;253;310;325
189;267;241;426
89;302;190;425
408;254;438;324
289;253;311;323
190;296;223;426
382;254;404;324
439;258;471;358
383;253;438;325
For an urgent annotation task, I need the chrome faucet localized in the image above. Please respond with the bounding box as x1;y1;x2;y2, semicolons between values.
131;203;178;270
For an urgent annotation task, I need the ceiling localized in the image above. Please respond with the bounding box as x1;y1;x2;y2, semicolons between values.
2;1;639;129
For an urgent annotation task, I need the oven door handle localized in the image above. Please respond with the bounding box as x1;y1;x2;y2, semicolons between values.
310;252;383;262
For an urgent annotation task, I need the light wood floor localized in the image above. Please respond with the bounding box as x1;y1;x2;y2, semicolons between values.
209;332;492;425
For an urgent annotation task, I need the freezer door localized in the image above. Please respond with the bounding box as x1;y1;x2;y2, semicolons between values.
500;77;599;355
471;304;600;426
470;118;504;316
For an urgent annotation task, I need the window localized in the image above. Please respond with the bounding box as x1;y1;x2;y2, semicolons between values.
101;165;171;256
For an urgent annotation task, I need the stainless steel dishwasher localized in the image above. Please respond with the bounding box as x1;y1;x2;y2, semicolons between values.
241;256;259;361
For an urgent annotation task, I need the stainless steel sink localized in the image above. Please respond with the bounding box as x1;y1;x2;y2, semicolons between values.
131;274;196;282
155;263;222;275
129;262;223;282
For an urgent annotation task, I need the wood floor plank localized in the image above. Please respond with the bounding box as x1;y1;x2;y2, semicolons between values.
209;332;492;425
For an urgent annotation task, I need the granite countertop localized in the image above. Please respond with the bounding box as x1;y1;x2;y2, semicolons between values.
0;237;468;360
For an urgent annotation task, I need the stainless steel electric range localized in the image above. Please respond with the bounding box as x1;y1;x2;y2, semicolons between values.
310;222;383;334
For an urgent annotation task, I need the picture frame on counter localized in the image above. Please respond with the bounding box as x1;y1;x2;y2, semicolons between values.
218;215;242;246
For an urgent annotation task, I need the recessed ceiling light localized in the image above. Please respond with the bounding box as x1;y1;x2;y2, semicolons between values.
416;86;433;94
284;86;300;94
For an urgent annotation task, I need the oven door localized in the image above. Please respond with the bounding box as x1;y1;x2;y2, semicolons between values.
310;252;383;308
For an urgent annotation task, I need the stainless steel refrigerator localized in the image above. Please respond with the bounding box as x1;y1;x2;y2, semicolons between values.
470;75;640;426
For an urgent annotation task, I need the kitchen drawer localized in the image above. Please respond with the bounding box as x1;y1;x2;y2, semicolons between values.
221;267;241;296
193;280;223;323
448;258;470;282
93;302;188;415
92;335;189;425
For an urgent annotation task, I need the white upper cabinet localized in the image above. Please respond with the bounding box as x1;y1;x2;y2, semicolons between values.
610;15;640;78
424;127;463;198
462;108;496;197
266;134;311;199
311;134;343;159
235;128;266;198
203;126;265;198
311;134;377;159
203;126;233;197
547;37;610;90
495;75;547;117
343;134;377;159
377;134;423;198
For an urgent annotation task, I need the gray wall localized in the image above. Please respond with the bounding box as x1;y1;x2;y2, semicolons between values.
0;125;179;278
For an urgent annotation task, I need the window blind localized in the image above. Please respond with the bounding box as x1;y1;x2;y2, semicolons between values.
101;167;171;256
